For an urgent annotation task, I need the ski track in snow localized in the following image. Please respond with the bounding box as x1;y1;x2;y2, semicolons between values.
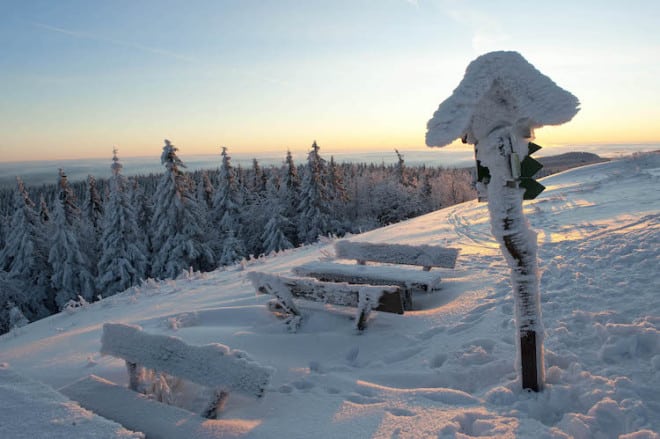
0;153;659;438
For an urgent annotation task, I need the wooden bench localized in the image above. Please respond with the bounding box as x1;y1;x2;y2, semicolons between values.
292;261;445;310
334;241;459;271
247;271;404;331
99;323;273;419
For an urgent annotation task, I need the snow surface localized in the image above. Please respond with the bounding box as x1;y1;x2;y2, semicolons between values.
0;365;143;438
1;152;659;438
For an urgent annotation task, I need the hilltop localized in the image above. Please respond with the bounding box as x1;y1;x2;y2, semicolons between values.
0;152;658;438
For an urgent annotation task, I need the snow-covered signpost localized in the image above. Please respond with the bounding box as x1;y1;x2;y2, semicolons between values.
425;51;579;391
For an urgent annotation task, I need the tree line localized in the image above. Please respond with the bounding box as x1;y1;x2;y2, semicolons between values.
0;140;475;333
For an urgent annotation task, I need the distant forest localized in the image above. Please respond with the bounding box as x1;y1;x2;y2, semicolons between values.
0;141;476;334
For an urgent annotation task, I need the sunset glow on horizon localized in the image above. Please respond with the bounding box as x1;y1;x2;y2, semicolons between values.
1;0;659;163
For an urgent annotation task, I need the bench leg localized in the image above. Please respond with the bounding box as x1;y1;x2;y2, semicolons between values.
355;291;373;331
403;289;413;311
126;361;145;393
202;388;229;419
259;283;302;332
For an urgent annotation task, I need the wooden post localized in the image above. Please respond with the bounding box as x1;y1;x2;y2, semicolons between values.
503;228;543;392
520;330;539;392
484;131;544;392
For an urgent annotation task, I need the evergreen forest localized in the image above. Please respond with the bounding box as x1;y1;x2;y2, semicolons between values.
0;141;476;333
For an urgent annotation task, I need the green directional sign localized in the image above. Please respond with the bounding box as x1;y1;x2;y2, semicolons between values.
528;142;542;155
476;159;491;184
520;142;545;200
520;156;543;178
520;178;545;200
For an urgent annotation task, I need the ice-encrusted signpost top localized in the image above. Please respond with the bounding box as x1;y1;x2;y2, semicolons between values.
425;51;579;391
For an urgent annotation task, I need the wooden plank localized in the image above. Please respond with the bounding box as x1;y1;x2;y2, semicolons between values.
282;276;404;315
335;241;460;269
293;261;441;292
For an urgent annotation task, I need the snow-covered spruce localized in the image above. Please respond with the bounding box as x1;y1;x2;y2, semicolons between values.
97;149;148;296
211;146;246;265
297;141;331;244
49;170;96;307
150;140;215;279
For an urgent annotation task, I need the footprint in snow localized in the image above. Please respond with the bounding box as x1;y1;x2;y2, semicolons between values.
385;407;416;417
382;346;424;364
417;326;446;340
292;379;315;391
447;323;471;335
430;353;448;369
345;394;384;405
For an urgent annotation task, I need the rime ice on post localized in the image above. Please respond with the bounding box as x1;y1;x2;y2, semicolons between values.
425;51;579;391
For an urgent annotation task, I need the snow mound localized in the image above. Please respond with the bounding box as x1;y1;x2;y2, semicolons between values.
0;365;143;438
426;51;580;147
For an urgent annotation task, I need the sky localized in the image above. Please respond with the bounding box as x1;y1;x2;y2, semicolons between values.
1;0;659;162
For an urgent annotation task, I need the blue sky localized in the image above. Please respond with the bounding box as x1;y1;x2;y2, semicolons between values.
1;0;659;161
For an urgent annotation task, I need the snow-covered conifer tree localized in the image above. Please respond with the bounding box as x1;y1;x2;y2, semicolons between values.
39;194;50;224
97;149;148;295
196;171;214;210
82;175;103;231
150;140;215;278
281;150;301;246
0;178;51;311
297;141;330;244
57;169;81;224
251;158;267;194
49;194;96;307
81;175;104;277
260;174;293;255
326;156;350;236
128;177;153;256
218;229;245;266
212;147;245;264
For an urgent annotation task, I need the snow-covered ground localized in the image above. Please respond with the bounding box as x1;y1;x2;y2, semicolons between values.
1;152;658;438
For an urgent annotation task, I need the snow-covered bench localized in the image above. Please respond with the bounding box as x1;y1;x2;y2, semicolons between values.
334;240;459;271
292;261;443;310
247;271;404;331
290;242;459;311
98;323;273;419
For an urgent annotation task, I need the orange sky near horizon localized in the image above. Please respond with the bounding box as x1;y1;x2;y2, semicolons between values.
2;1;659;163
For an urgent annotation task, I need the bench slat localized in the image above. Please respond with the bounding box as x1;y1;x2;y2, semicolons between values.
248;272;404;315
101;323;273;398
248;272;405;330
335;241;459;269
293;261;441;292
